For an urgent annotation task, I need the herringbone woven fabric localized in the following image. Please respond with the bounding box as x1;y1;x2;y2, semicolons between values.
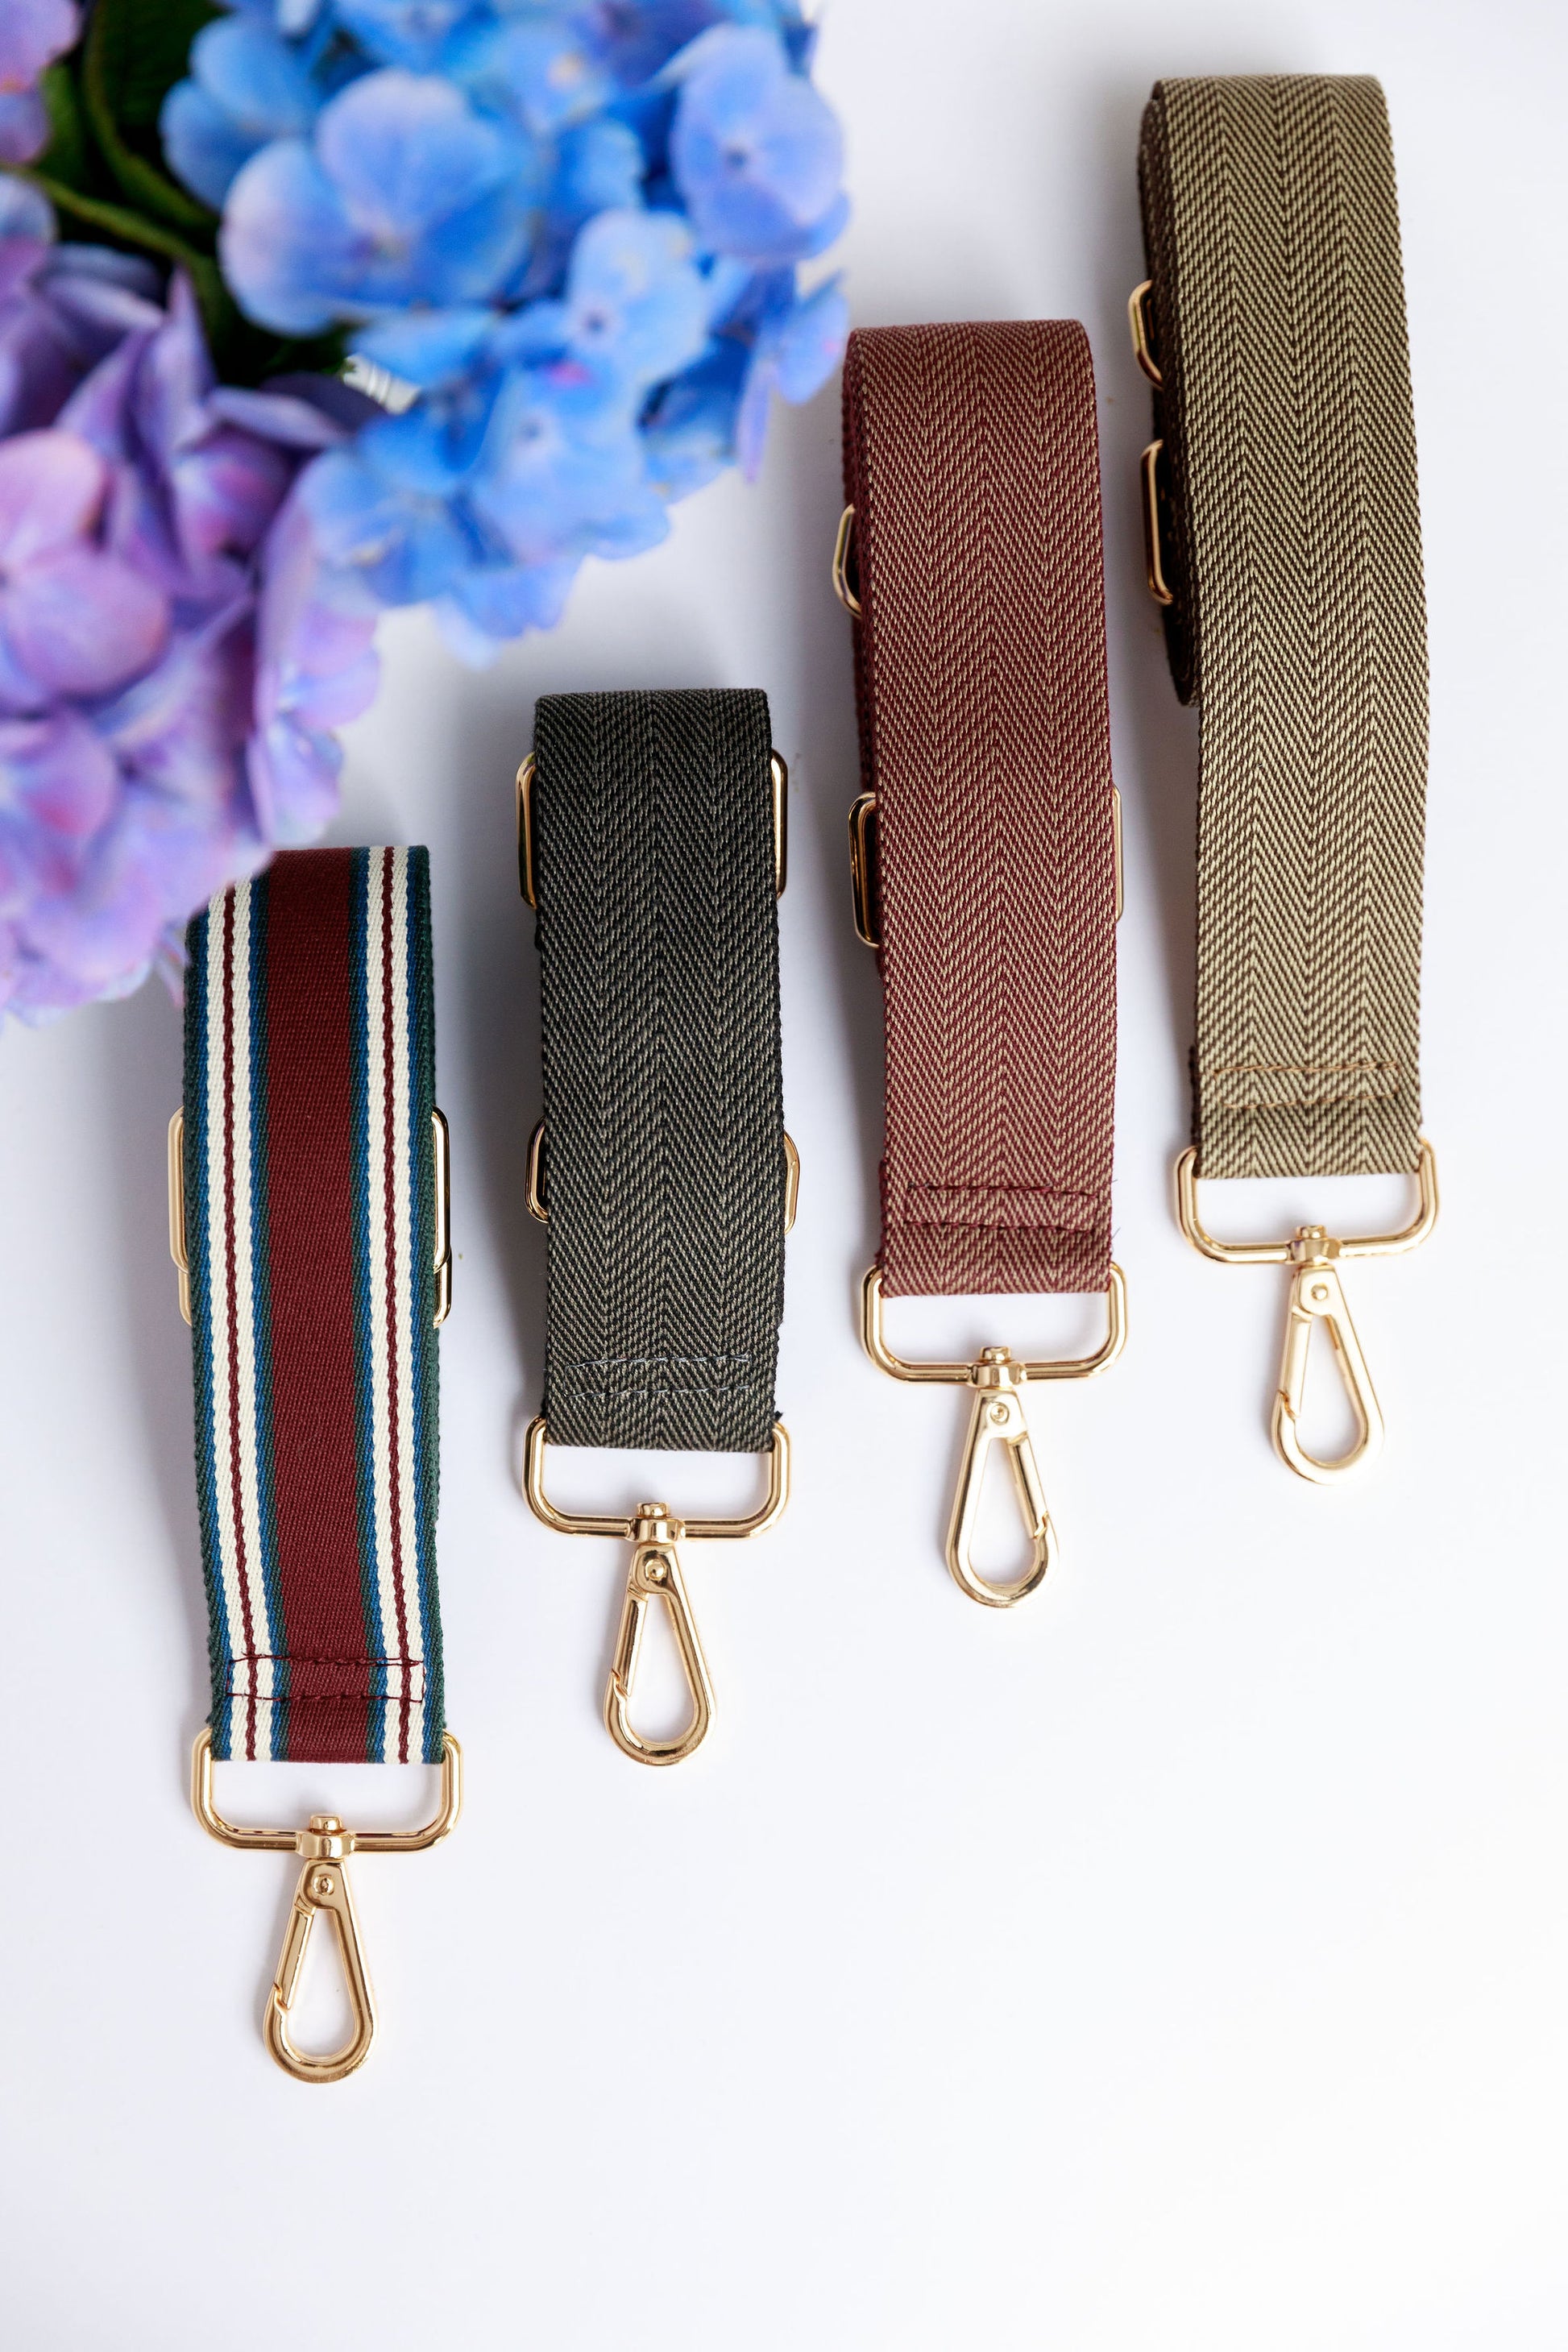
1139;74;1428;1179
842;320;1118;1299
533;689;786;1453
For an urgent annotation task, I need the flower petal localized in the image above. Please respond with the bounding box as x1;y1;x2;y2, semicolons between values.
222;139;363;335
0;544;169;696
0;429;106;563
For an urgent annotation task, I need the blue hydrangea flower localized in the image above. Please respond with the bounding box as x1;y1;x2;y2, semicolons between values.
502;208;709;403
450;10;615;135
334;1;485;72
221;68;538;333
731;267;846;474
666;25;845;265
160;18;324;211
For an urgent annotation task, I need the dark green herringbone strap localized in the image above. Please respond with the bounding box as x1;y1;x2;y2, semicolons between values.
531;689;786;1454
1139;75;1429;1180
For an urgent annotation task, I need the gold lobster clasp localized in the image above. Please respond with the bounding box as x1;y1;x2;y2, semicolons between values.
1272;1230;1383;1483
861;1264;1128;1607
1175;1140;1440;1485
604;1509;716;1766
522;1417;791;1766
948;1349;1055;1607
191;1728;462;2084
266;1817;377;2084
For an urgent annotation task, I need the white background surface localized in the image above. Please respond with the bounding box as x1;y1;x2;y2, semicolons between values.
2;2;1565;2345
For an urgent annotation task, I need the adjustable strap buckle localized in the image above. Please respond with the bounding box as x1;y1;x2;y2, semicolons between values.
861;1264;1128;1607
169;1105;453;1330
191;1728;462;2084
521;1419;791;1765
847;784;1122;949
1175;1140;1440;1483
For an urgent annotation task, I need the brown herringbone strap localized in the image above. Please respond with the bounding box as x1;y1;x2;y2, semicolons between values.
842;321;1118;1299
1139;74;1428;1180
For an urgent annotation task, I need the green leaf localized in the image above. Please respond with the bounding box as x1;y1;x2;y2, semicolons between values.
34;63;93;196
89;0;220;136
83;0;221;234
20;167;226;326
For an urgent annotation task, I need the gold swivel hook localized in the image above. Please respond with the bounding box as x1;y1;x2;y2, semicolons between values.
191;1728;462;2084
861;1265;1128;1607
605;1509;716;1766
947;1349;1056;1608
522;1417;791;1768
1174;1141;1440;1486
264;1818;377;2084
1272;1230;1384;1483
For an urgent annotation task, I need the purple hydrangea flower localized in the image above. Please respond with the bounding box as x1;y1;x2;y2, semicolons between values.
0;259;375;1023
0;0;79;167
0;431;170;708
667;25;846;265
221;68;538;334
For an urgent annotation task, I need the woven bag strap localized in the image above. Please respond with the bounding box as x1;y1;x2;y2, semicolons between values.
1139;73;1429;1180
531;687;786;1455
841;318;1118;1300
183;848;445;1766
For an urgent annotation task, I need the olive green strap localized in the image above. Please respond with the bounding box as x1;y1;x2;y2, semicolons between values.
1139;74;1428;1180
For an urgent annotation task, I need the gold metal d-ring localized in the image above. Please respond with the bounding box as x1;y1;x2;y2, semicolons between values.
191;1728;462;2084
1128;278;1164;388
848;790;878;948
1140;440;1174;606
832;504;861;616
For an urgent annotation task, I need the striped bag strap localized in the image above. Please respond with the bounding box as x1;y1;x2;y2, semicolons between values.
176;847;460;2086
1134;75;1439;1483
183;847;446;1765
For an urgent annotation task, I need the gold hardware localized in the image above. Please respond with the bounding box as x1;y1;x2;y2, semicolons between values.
832;503;861;616
1174;1139;1439;1484
848;789;878;948
525;1115;547;1222
852;786;1118;937
604;1509;715;1765
522;1417;790;1764
168;1110;192;1325
1128;278;1164;388
1140;440;1174;607
523;1415;790;1539
191;1727;462;2084
516;752;537;905
948;1350;1056;1606
518;747;788;904
769;750;789;896
168;1108;452;1329
432;1106;452;1325
782;1130;800;1232
525;1121;798;1234
861;1263;1127;1606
